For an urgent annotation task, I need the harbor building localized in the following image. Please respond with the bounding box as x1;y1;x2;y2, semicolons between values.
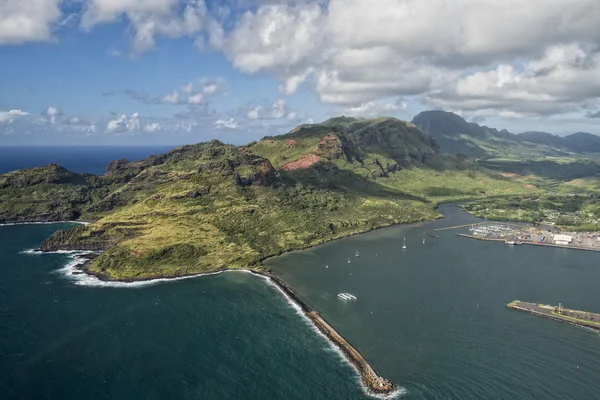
553;234;573;245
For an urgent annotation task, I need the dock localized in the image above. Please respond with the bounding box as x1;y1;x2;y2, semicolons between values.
249;270;396;395
507;301;600;332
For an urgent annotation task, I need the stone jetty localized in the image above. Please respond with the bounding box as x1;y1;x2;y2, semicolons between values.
508;300;600;332
249;269;396;396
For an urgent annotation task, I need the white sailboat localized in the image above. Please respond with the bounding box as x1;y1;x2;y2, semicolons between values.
423;237;425;244
347;258;351;264
355;250;360;257
402;237;407;249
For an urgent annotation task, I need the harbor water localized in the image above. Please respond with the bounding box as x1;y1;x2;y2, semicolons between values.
266;204;600;399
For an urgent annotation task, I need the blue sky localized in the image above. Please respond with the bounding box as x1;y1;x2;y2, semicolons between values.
1;0;599;145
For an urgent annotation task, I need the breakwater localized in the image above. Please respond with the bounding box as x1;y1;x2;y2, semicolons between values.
248;270;396;396
508;301;600;332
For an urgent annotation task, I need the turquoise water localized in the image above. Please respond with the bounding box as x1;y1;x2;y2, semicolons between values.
0;224;367;400
266;204;600;399
2;205;600;399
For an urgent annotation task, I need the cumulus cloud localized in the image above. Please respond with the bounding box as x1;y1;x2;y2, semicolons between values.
202;83;220;95
144;122;162;132
341;99;407;117
216;0;600;116
106;77;222;106
427;44;600;116
0;0;62;44
0;109;28;124
42;106;63;124
106;113;140;132
81;0;208;54
162;91;180;104
214;118;239;129
187;93;204;104
244;99;294;120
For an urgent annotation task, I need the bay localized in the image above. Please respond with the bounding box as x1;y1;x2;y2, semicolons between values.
266;204;600;400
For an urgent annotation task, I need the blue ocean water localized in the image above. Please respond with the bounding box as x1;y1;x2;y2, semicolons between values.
0;146;175;175
0;224;370;400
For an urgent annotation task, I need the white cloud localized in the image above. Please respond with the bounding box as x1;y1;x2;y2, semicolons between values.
81;0;208;54
214;118;239;129
143;122;162;132
0;109;28;124
202;83;219;95
428;44;600;116
182;82;195;94
342;99;407;117
217;3;325;74
43;106;63;124
216;0;600;116
162;91;180;104
187;93;204;104
247;107;261;120
0;0;62;44
106;113;140;132
244;99;292;120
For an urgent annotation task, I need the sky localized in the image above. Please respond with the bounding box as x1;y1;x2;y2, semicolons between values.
1;0;599;146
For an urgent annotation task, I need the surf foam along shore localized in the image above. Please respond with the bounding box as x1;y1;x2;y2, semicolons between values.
250;270;405;399
23;249;402;397
56;254;227;288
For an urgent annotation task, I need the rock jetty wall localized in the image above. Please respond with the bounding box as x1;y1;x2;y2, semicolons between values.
249;270;396;396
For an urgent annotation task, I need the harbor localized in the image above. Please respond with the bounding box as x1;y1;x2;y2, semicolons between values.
508;301;600;332
432;222;600;252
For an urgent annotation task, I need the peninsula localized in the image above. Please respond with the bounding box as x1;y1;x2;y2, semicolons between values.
0;116;535;281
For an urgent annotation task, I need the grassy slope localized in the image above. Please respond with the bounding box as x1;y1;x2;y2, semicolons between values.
2;117;537;280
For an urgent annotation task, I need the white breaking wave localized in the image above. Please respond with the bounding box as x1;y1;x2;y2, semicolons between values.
57;257;226;288
23;249;406;397
258;275;406;399
21;249;98;255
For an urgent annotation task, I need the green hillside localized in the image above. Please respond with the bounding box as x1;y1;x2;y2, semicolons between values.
0;117;534;281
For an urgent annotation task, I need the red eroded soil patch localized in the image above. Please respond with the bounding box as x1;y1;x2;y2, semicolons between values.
500;172;523;181
523;184;536;189
283;154;322;171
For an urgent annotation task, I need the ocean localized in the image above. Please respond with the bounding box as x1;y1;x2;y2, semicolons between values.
1;149;599;399
0;146;174;175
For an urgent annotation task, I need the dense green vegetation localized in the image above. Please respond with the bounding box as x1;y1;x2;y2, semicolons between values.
0;116;535;281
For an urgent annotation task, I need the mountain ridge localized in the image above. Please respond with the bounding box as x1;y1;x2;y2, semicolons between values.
412;110;600;157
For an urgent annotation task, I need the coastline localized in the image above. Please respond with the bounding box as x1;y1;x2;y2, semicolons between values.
0;220;90;227
52;252;398;396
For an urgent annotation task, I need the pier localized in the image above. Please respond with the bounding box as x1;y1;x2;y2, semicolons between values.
249;270;396;395
445;222;600;252
508;301;600;332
